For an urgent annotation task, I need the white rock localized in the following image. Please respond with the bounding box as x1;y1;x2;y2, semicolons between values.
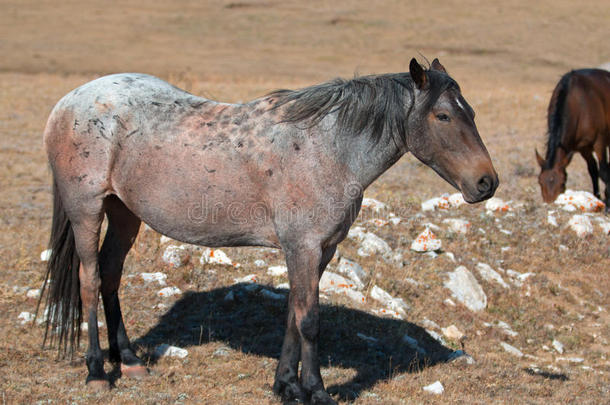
485;197;510;213
260;288;286;301
154;344;188;359
368;218;389;227
336;257;367;289
370;285;409;316
361;197;387;212
500;342;523;357
555;189;605;212
371;308;403;319
476;263;509;289
347;226;367;240
421;318;440;330
505;269;534;287
157;286;182;297
547;212;558;227
410;228;442;252
320;271;357;291
443;298;456;307
556;356;584;363
598;220;610;234
18;312;34;325
442;325;464;340
159;235;173;245
233;274;257;284
357;332;378;344
443;218;471;234
422;196;448;211
357;232;392;257
40;249;52;262
426;329;447;345
339;288;367;305
276;282;290;289
162;245;190;267
448;193;466;207
444;252;456;262
200;248;237;267
495;320;518;337
141;272;167;286
267;265;287;276
26;289;41;298
568;215;594;237
388;212;401;225
422;381;444;395
254;259;266;267
552;339;564;354
444;266;487;312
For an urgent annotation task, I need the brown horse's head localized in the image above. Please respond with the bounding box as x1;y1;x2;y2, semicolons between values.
536;147;571;203
407;58;498;203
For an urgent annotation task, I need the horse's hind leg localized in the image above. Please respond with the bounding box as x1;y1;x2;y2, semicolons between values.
595;141;610;210
70;205;107;389
99;196;146;378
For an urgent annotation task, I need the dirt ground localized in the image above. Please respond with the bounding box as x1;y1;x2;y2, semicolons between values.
0;1;608;404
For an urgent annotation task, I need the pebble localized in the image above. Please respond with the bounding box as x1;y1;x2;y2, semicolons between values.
141;272;167;286
26;289;41;298
500;342;523;357
476;262;509;289
157;286;182;297
200;248;238;267
410;228;442;252
267;265;287;276
154;344;188;359
18;311;34;325
40;249;52;262
162;245;190;267
422;381;444;395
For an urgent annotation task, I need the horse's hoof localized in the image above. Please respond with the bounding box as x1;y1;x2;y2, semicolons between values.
86;379;111;392
272;380;305;403
310;389;337;405
121;364;149;379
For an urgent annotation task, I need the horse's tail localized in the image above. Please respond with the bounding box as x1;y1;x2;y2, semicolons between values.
36;179;82;358
545;71;573;166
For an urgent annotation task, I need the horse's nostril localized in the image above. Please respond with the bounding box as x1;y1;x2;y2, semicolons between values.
477;175;493;194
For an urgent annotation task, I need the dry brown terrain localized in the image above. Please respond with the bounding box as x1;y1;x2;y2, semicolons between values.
0;1;609;404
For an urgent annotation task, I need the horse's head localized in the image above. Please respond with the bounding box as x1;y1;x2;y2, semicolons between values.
406;58;498;203
536;147;571;203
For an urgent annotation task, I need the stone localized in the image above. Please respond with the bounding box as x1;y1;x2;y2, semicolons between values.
555;189;605;212
254;259;266;267
162;245;190;267
319;271;357;291
157;286;182;297
422;381;444;395
154;344;188;359
485;197;510;213
410;228;442;252
141;272;167;286
357;232;392;257
361;197;387;212
442;325;465;340
552;339;564;354
476;262;509;289
200;248;238;267
18;312;34;325
267;265;287;276
568;215;593;237
500;342;523;357
443;218;471;234
336;257;367;289
26;289;41;298
444;266;487;312
233;274;257;283
40;249;52;262
370;285;409;316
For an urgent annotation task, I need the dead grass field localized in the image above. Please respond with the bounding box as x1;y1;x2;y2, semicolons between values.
0;1;609;404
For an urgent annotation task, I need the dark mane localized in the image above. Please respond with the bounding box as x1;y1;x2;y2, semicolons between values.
545;71;572;168
269;71;456;145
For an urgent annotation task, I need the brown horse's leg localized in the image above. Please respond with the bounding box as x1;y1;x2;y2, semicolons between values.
99;196;146;378
595;143;610;209
582;150;600;198
273;245;336;403
71;211;107;389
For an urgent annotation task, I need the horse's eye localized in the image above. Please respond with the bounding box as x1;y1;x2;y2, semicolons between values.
436;113;450;122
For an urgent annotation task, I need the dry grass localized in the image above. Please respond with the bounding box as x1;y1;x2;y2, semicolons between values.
0;1;609;404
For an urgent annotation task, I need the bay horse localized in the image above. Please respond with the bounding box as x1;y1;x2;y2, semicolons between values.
39;58;497;404
536;68;610;209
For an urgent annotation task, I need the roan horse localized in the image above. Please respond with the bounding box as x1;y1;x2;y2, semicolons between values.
536;68;610;209
39;58;497;404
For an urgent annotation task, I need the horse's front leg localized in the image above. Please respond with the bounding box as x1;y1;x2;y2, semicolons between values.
275;241;336;405
583;150;600;199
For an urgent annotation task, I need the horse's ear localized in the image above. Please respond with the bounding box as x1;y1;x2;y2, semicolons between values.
431;58;447;74
535;149;545;168
409;58;427;89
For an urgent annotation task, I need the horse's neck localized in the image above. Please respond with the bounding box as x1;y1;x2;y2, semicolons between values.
321;116;405;189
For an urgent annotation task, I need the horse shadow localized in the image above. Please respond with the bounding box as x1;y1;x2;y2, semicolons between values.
134;283;462;401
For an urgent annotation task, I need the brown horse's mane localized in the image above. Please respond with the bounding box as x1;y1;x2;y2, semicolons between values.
544;71;572;168
269;71;456;145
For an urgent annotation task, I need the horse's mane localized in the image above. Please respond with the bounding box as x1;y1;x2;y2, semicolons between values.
269;71;455;144
545;71;572;168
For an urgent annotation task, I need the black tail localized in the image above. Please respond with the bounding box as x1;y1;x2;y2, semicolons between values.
36;180;82;358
